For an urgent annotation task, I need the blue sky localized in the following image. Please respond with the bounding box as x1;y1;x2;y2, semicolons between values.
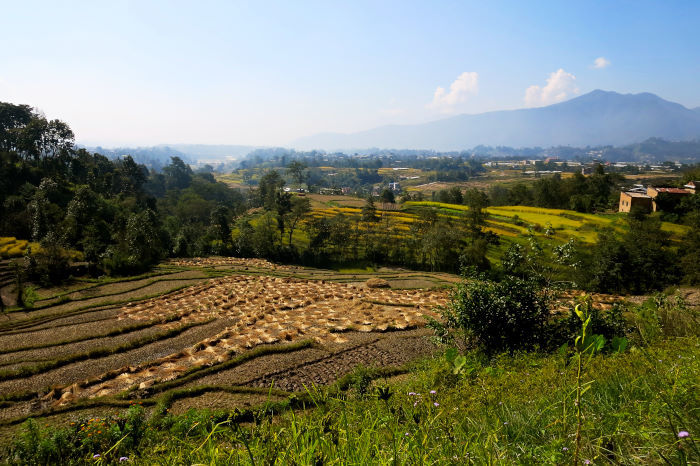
1;0;698;146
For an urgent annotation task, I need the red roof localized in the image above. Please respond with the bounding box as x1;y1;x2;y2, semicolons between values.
652;187;690;194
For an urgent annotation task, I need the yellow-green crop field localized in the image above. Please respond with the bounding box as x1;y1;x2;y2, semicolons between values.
0;237;84;260
0;237;36;258
299;200;689;251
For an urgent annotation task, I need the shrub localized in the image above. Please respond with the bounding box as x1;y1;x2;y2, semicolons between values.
631;293;700;344
8;405;148;464
428;276;550;353
546;295;629;350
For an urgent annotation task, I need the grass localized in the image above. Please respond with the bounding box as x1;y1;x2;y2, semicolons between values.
4;336;697;464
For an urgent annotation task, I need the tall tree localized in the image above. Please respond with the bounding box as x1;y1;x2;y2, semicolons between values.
286;196;311;245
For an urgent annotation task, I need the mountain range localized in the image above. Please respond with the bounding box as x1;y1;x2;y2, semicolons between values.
294;90;700;151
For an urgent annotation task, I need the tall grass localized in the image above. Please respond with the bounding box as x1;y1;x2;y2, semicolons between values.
6;337;698;464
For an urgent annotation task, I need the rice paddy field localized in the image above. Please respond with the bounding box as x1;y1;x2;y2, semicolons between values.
301;198;689;264
0;258;462;444
0;253;638;448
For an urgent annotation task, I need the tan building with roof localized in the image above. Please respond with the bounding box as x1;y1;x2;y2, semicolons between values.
646;186;692;212
619;191;653;213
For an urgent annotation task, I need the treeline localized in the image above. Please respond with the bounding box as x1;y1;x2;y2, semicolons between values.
237;151;485;190
487;166;623;213
0;102;247;283
231;171;495;273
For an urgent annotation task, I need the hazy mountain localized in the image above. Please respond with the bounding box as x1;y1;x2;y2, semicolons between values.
294;90;700;151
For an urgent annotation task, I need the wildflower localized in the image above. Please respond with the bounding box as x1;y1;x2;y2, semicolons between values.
404;432;410;437
433;402;439;407
583;460;591;465
562;447;568;451
119;457;129;462
678;431;690;438
413;401;418;407
430;390;437;395
93;454;101;459
408;392;416;396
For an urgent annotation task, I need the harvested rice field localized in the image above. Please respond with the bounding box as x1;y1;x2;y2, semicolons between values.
0;259;458;444
0;257;638;447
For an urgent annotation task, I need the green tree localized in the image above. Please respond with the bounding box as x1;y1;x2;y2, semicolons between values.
163;156;193;190
286;160;307;187
463;188;489;236
428;276;550;353
258;170;285;210
286;196;311;246
361;196;378;222
380;189;395;207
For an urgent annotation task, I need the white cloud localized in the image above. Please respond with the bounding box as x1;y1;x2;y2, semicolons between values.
428;71;479;113
524;69;579;107
592;57;611;69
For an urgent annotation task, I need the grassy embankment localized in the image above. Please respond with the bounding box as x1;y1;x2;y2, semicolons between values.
6;335;698;464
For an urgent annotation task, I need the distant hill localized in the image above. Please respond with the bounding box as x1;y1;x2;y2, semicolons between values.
294;90;700;151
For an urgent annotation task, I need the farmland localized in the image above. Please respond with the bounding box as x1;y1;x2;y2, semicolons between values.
0;258;460;444
0;255;638;446
300;196;689;259
1;256;697;463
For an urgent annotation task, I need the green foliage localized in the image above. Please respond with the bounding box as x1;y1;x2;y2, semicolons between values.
631;292;700;344
9;338;698;464
348;364;374;398
8;405;148;464
20;285;38;308
581;213;680;294
428;275;550;353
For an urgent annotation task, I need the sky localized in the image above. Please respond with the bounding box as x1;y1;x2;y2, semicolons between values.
1;0;699;147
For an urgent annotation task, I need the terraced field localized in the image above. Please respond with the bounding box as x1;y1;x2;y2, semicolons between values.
0;259;457;444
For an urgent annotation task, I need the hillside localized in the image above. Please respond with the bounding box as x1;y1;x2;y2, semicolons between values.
294;90;700;151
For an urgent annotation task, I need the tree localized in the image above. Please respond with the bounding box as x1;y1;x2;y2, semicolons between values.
286;196;311;246
163;156;193;190
286;160;307;187
361;196;378;222
209;204;232;246
463;188;489;236
258;170;285;210
274;191;293;241
679;213;700;284
380;189;395;207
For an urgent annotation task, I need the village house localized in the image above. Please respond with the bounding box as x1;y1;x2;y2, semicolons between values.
619;185;694;213
646;186;691;211
619;191;653;212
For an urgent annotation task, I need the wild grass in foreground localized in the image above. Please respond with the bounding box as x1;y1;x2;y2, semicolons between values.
5;336;698;464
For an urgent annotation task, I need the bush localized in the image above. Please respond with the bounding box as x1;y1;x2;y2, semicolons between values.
631;293;700;344
546;295;629;350
428;276;550;353
8;405;148;464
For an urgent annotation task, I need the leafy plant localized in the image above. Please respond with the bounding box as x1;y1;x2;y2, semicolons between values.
570;298;627;464
428;275;550;353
